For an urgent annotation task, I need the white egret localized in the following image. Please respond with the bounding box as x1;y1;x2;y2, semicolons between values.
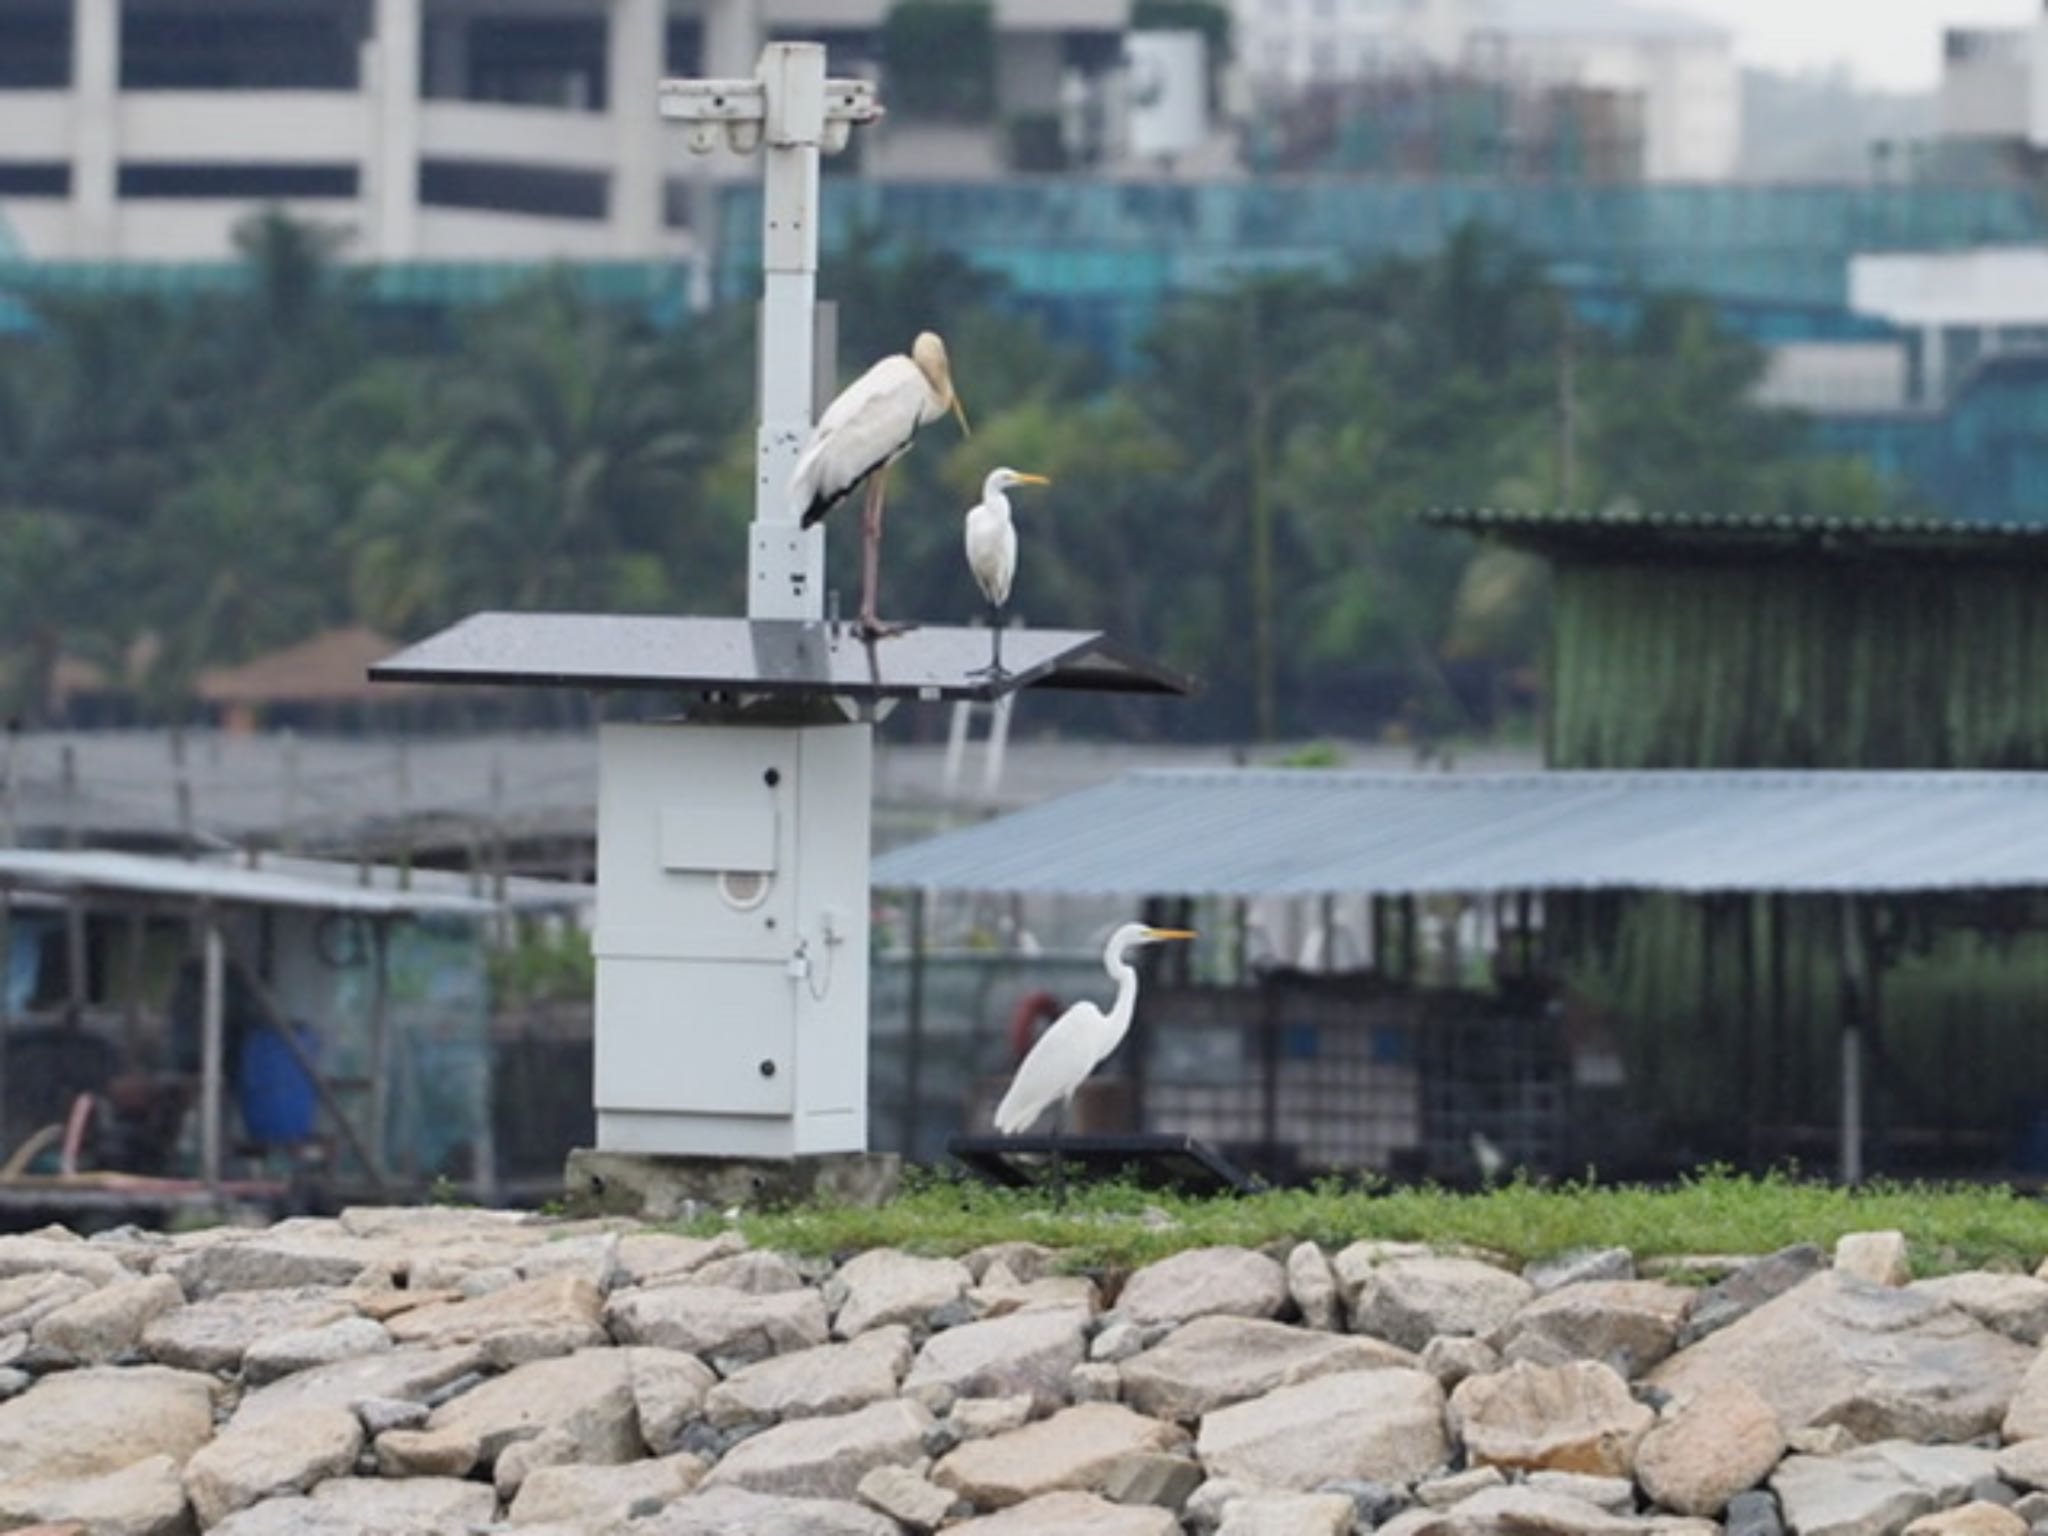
963;466;1051;678
789;330;970;638
994;922;1196;1200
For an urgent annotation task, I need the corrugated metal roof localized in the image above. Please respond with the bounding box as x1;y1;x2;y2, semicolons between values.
0;850;514;916
872;770;2048;897
1423;508;2048;554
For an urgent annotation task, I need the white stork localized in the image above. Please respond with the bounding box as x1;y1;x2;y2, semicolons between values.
789;331;969;638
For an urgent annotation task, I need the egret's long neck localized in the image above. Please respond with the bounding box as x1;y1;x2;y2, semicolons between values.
1102;947;1140;1051
985;487;1013;523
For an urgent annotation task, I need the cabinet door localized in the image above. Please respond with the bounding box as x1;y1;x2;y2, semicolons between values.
594;956;795;1116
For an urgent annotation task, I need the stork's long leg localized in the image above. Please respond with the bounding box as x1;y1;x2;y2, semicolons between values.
858;466;905;640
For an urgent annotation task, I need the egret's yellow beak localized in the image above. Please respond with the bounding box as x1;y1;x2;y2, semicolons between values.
1146;928;1197;941
1013;473;1052;488
951;394;972;437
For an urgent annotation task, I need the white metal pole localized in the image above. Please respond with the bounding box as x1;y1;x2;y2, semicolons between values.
749;44;830;622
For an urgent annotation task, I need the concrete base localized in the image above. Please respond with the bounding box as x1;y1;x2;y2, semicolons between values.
561;1147;902;1220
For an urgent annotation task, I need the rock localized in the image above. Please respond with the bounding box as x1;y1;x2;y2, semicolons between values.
706;1326;912;1428
1790;1424;1863;1457
902;1306;1089;1415
1091;1321;1154;1364
0;1455;188;1536
704;1398;934;1502
1903;1504;2029;1535
30;1275;183;1365
1650;1272;2030;1442
1100;1451;1202;1510
1452;1360;1655;1478
971;1272;1101;1321
635;1484;900;1536
229;1344;483;1430
690;1250;810;1296
207;1476;498;1535
858;1464;956;1531
1285;1243;1342;1330
1911;1275;2048;1347
1114;1248;1288;1327
1677;1245;1827;1347
1419;1465;1509;1507
1215;1491;1356;1536
1493;1281;1693;1379
1770;1441;1998;1536
141;1288;356;1374
1525;1471;1635;1512
1422;1484;1647;1534
517;1232;621;1293
963;1243;1058;1285
1195;1368;1448;1491
1071;1362;1121;1403
944;1490;1178;1535
949;1396;1035;1442
1835;1231;1912;1288
374;1423;480;1478
1635;1377;1786;1517
169;1236;382;1299
605;1284;828;1367
1340;1254;1534;1351
2003;1351;2048;1441
182;1404;363;1528
0;1365;215;1482
241;1316;392;1384
1995;1439;2048;1491
1120;1315;1417;1422
0;1234;132;1289
832;1250;972;1337
385;1273;605;1365
1524;1247;1636;1295
933;1403;1185;1509
510;1451;708;1524
1725;1488;1786;1536
615;1231;748;1287
427;1349;640;1470
1422;1335;1501;1390
623;1345;719;1452
0;1274;93;1337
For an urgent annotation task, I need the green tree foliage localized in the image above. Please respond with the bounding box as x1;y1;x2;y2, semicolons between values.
0;211;1907;735
880;1;994;122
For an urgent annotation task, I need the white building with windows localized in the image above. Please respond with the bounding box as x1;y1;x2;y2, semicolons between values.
0;0;1134;263
1233;0;1739;181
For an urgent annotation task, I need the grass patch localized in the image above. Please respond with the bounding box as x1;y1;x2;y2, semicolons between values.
684;1168;2048;1276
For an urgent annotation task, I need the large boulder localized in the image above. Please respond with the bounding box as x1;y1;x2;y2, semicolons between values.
0;1233;133;1288
706;1326;912;1428
242;1317;393;1384
1648;1273;2031;1443
931;1403;1187;1508
831;1250;972;1337
1911;1273;2048;1348
384;1273;604;1365
206;1476;498;1535
945;1490;1178;1535
426;1348;639;1470
614;1231;748;1288
510;1452;709;1524
182;1405;363;1528
1120;1315;1416;1422
604;1284;827;1367
902;1306;1089;1414
1451;1360;1654;1478
31;1274;184;1365
703;1398;934;1502
622;1346;719;1453
1676;1245;1827;1347
1491;1281;1692;1379
1113;1249;1288;1328
1769;1440;1997;1536
634;1485;906;1536
1338;1253;1534;1352
229;1345;483;1431
1633;1377;1786;1517
142;1288;356;1374
1195;1368;1448;1490
0;1366;214;1482
0;1455;189;1536
166;1234;386;1299
1285;1243;1342;1331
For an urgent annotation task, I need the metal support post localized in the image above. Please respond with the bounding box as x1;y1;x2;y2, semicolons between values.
200;909;225;1191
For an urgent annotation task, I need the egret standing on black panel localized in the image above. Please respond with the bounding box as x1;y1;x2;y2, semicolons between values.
791;331;970;639
964;466;1051;679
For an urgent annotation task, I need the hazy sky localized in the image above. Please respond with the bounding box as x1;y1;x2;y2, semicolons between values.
1670;0;2037;90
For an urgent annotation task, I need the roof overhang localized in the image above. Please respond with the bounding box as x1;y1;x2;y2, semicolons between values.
370;614;1195;704
1424;508;2048;563
874;769;2048;898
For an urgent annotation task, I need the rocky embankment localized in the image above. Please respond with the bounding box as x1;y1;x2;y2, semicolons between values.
0;1211;2044;1535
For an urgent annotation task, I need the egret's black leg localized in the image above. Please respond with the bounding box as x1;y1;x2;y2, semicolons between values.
969;601;1011;681
1050;1101;1067;1209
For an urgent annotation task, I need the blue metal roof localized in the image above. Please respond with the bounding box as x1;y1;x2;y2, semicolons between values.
872;770;2048;897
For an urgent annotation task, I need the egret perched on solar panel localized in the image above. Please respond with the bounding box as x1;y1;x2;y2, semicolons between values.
994;922;1196;1200
789;331;970;639
962;466;1051;678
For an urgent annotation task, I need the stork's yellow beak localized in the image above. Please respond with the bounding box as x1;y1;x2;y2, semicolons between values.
1146;928;1197;941
951;394;972;437
1013;473;1052;488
